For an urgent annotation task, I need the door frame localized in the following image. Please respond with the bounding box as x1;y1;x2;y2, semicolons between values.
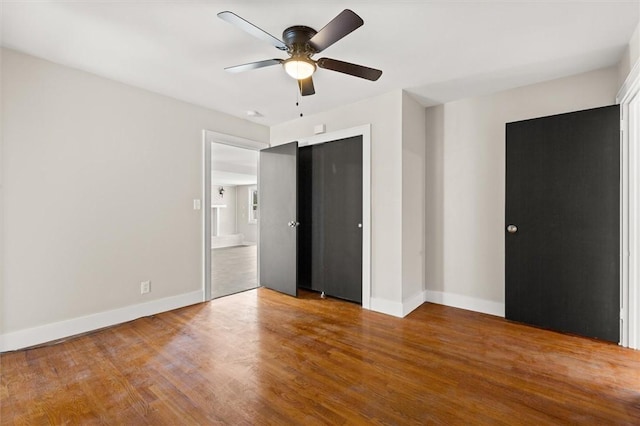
297;124;372;310
202;130;268;301
617;62;640;350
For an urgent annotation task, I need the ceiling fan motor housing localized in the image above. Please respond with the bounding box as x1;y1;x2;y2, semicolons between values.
283;26;318;56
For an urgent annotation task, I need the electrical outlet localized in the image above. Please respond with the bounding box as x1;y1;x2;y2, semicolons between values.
141;281;151;294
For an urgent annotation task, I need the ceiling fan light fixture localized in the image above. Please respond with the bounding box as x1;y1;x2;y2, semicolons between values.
283;57;316;80
219;10;382;96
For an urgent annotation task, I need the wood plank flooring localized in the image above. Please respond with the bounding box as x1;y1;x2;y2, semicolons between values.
2;288;640;425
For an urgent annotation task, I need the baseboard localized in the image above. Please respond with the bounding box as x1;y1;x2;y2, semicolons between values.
211;233;243;249
403;290;427;317
0;290;204;352
370;297;404;318
369;290;427;318
425;290;504;317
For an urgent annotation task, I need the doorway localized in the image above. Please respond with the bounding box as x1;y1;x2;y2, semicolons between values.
203;131;268;301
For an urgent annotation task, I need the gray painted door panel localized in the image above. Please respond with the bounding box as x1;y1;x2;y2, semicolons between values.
259;142;298;297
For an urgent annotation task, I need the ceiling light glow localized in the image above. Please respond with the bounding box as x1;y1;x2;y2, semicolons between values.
283;58;316;80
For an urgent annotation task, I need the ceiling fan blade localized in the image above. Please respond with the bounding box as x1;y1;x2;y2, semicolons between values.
298;77;315;96
308;9;364;53
317;58;382;81
218;11;287;51
224;59;283;73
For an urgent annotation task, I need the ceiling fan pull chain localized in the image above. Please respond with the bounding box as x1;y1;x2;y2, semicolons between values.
295;85;304;117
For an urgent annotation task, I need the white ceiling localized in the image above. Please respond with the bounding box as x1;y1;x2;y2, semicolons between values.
2;1;638;125
211;141;258;186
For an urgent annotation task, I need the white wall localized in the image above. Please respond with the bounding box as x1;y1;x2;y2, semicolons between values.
236;185;257;243
401;92;427;311
1;48;269;348
0;53;4;335
425;104;445;310
212;184;236;236
424;66;619;315
619;23;640;86
271;90;404;308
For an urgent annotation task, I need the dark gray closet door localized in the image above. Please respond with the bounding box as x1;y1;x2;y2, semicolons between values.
259;142;298;297
505;105;620;342
322;136;363;303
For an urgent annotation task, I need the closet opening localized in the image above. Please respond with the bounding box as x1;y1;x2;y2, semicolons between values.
297;137;363;304
258;124;371;308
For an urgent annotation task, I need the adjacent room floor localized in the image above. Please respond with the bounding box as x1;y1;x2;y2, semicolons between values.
211;245;257;299
2;288;639;424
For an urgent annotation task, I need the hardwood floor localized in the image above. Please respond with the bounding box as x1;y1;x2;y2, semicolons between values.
211;245;257;299
2;288;639;425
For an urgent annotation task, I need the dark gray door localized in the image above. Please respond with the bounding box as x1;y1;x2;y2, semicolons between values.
505;105;620;342
259;142;298;297
297;137;363;303
322;136;363;303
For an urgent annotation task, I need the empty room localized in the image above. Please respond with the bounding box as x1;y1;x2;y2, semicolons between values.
2;1;640;424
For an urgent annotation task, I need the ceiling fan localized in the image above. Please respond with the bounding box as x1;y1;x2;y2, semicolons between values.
218;9;382;96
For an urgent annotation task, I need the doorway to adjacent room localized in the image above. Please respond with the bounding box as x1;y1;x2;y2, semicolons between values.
203;131;268;300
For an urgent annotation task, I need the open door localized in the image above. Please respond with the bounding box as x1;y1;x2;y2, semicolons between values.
259;142;298;296
505;105;620;342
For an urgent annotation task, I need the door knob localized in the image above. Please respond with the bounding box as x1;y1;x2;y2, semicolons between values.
288;221;300;228
507;224;518;234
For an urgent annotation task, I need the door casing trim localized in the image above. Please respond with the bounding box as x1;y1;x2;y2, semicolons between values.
617;59;640;350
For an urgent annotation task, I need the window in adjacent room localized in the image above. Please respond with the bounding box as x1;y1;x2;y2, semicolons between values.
249;186;258;224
